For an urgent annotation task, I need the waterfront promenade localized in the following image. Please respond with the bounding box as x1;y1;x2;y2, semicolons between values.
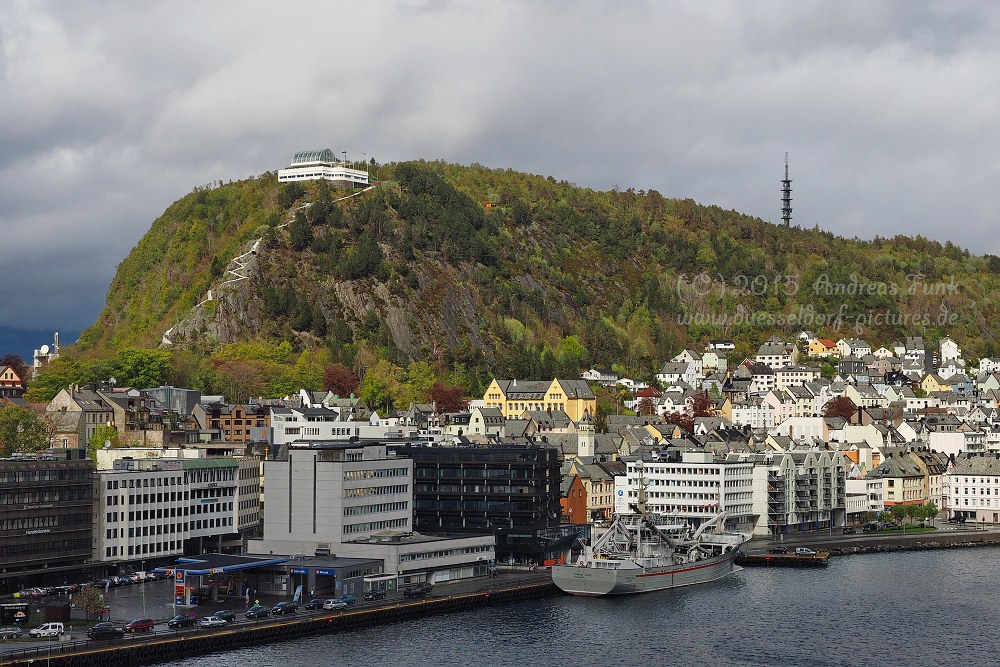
0;570;555;666
747;522;1000;553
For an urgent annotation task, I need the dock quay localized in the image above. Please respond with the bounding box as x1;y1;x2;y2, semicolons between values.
0;576;559;667
736;549;830;567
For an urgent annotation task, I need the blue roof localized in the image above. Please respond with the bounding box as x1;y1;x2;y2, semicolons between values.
153;554;288;575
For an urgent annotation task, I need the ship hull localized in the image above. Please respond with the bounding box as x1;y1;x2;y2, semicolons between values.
551;551;738;596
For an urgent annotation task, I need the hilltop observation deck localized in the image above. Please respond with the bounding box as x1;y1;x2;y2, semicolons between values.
277;148;370;188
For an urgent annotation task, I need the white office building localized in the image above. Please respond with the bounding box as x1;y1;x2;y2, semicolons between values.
250;440;494;586
615;451;756;534
94;454;258;565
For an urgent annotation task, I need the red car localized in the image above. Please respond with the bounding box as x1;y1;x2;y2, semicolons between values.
123;618;155;633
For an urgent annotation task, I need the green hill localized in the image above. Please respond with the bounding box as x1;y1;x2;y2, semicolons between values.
55;160;1000;402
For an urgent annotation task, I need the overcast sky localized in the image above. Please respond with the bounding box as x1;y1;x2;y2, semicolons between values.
3;1;999;333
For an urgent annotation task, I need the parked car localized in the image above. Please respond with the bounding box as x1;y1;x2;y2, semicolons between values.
271;601;298;615
795;548;818;556
363;590;386;601
245;604;269;619
167;614;197;629
199;616;227;628
335;594;356;605
212;610;236;623
189;592;210;605
0;626;23;640
948;516;968;524
123;618;155;633
87;622;123;640
843;527;857;535
304;598;326;610
766;547;788;555
29;622;64;638
403;584;433;599
322;599;347;610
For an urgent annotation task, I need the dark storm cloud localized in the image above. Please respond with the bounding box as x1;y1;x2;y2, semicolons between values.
2;0;999;332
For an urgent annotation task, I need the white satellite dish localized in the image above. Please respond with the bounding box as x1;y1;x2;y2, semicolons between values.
39;344;49;355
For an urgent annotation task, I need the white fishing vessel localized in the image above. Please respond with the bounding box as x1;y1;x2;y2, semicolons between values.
551;460;750;596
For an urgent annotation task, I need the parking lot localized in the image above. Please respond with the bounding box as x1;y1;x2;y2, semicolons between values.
1;570;551;657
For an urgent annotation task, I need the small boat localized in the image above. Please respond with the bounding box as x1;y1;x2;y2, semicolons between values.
551;460;750;596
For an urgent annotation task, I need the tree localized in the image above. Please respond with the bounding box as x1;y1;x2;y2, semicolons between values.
823;396;858;421
323;363;359;396
0;405;51;457
429;382;467;413
209;255;225;278
73;585;106;620
637;397;657;416
358;360;404;411
340;231;383;280
277;182;305;209
290;210;311;250
23;357;81;403
0;353;28;380
87;424;123;462
691;390;715;417
664;411;694;434
399;361;436;407
111;348;172;388
511;198;532;226
923;500;939;525
213;360;270;403
889;504;907;524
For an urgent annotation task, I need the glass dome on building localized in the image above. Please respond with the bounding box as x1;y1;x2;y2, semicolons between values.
291;149;336;165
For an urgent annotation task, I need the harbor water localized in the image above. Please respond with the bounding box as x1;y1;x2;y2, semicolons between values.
158;546;1000;667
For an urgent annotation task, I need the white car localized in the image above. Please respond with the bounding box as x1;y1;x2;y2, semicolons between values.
29;622;64;637
795;547;818;556
322;599;348;610
199;616;227;628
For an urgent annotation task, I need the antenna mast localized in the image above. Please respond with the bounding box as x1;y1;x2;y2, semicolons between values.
781;152;792;227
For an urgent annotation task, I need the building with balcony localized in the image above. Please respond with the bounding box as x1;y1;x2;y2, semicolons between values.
732;449;847;536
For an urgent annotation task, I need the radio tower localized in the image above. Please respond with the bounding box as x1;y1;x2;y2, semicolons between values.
781;152;792;227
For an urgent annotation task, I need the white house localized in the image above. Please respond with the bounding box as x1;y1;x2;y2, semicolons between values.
940;337;962;364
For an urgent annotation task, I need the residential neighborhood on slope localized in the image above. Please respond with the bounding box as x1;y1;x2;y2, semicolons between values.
4;332;1000;599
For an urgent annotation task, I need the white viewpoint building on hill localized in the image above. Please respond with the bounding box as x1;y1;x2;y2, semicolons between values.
278;149;370;188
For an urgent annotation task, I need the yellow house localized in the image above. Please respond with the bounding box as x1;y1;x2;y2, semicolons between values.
921;373;951;395
808;338;838;357
483;378;597;422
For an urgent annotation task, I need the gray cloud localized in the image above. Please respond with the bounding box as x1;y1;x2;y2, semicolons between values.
2;0;999;332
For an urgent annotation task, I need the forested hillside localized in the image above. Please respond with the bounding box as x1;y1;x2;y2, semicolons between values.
29;160;1000;406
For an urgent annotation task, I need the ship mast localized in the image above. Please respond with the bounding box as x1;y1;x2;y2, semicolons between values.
629;458;679;551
